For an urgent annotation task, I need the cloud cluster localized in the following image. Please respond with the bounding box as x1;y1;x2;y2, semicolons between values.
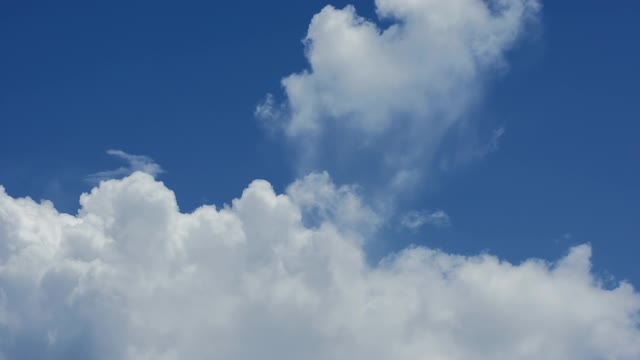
258;0;540;191
1;172;639;359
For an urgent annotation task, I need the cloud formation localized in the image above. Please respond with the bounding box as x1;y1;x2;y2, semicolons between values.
258;0;540;191
2;2;637;360
86;149;163;183
0;172;639;359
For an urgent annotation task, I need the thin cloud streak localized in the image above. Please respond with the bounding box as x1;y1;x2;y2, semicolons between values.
86;149;164;183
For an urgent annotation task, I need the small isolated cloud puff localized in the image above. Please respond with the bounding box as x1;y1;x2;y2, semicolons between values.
258;0;540;190
255;93;286;134
0;172;639;359
86;149;164;183
401;209;451;230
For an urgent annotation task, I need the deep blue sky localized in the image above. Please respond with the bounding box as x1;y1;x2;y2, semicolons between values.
1;1;639;284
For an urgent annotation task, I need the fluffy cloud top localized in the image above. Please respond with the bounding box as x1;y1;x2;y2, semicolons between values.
258;0;540;190
1;172;639;359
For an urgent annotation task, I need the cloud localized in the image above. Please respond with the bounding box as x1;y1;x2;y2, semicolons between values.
401;209;451;230
255;93;286;134
86;150;164;183
258;0;540;192
0;172;639;359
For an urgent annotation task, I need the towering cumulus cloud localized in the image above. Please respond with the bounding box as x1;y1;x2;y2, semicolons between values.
0;173;639;359
258;0;540;190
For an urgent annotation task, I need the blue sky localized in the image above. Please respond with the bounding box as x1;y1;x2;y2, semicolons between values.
1;1;640;358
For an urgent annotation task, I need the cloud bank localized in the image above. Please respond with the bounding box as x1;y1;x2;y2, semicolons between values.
258;0;540;191
0;172;639;359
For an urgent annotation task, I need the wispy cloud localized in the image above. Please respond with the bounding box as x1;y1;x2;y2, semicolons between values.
86;149;163;183
440;126;507;171
488;126;506;152
401;209;451;230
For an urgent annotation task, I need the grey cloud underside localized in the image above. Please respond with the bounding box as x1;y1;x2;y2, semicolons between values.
0;172;639;360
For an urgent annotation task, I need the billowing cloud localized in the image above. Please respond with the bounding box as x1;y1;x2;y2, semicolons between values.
258;0;540;191
86;149;164;183
0;172;639;359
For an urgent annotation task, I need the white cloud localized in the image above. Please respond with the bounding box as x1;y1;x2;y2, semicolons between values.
258;0;540;191
401;209;451;230
0;172;639;359
86;149;164;183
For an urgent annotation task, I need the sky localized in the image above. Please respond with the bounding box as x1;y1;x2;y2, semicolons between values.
1;1;640;359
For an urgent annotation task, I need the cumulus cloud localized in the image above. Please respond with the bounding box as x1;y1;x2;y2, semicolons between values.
0;172;639;359
86;149;163;183
258;0;540;191
401;209;451;230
